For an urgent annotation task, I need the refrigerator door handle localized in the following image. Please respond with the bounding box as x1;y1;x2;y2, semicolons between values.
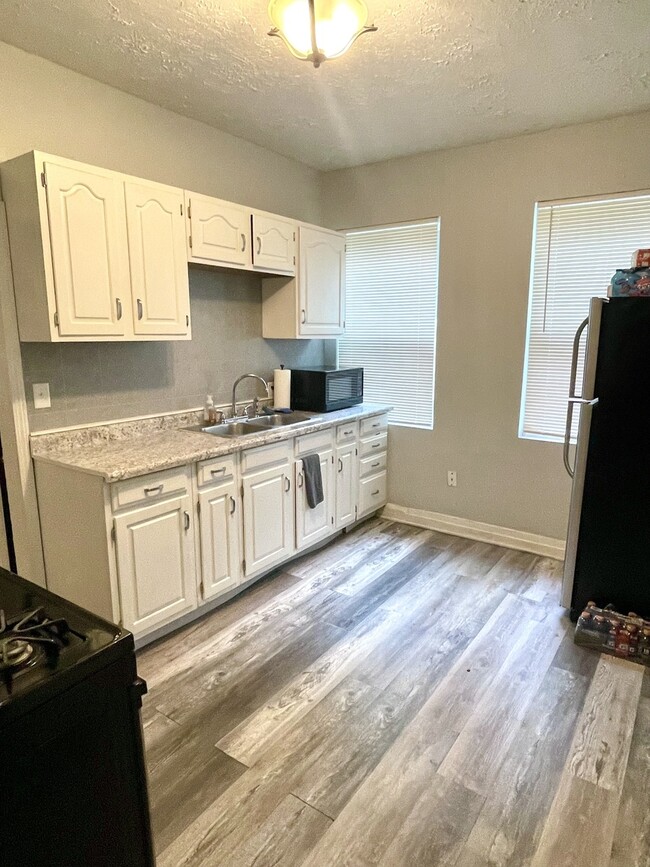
563;316;590;478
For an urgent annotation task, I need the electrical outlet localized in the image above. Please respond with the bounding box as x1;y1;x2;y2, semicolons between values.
447;470;457;487
33;382;51;409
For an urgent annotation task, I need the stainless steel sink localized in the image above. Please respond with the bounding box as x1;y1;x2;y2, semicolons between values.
184;412;318;439
246;412;316;429
185;421;262;438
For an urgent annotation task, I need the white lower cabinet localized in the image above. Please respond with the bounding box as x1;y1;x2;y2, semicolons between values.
242;460;294;577
197;478;241;601
295;449;335;550
114;491;197;635
34;412;388;644
336;442;357;529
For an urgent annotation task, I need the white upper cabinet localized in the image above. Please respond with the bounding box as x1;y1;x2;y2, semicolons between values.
261;225;346;339
186;193;250;268
125;181;190;336
44;162;130;338
251;213;296;275
0;151;190;342
299;227;345;336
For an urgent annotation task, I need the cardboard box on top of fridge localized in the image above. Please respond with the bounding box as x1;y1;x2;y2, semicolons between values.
608;268;650;297
631;249;650;268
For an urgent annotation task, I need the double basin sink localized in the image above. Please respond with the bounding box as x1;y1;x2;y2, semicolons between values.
187;411;319;439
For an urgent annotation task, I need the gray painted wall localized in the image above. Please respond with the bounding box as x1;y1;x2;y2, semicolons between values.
22;268;327;431
321;111;650;541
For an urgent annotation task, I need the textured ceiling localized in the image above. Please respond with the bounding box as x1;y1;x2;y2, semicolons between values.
0;0;649;170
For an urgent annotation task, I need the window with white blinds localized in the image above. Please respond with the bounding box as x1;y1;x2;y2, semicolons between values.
340;220;440;429
520;192;650;442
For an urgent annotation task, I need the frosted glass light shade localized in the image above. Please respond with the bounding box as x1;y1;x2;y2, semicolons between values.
268;0;376;67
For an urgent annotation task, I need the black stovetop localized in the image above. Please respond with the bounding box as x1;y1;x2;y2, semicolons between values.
0;566;131;723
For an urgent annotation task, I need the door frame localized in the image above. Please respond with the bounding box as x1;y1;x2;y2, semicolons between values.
0;203;47;584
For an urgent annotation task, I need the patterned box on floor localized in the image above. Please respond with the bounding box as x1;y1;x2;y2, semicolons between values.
574;602;650;665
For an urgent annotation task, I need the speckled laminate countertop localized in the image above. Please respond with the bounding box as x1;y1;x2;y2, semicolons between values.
30;403;391;483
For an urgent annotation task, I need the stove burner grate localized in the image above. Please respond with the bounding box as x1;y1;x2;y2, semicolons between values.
0;606;73;674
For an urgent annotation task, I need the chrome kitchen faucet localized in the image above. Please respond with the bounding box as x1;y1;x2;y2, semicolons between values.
231;374;271;419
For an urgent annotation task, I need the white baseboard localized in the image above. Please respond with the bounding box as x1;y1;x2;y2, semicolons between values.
381;503;566;560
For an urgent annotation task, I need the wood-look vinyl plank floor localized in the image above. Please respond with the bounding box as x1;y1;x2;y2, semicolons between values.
138;518;650;867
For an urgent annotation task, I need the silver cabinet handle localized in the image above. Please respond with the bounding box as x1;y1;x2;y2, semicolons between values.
256;236;261;255
211;467;226;477
144;484;163;495
116;297;123;320
301;309;306;324
297;471;304;488
230;496;236;515
184;510;190;531
284;475;291;493
137;298;143;320
241;233;246;252
371;461;380;468
372;489;380;496
372;443;381;449
338;458;343;473
563;316;589;478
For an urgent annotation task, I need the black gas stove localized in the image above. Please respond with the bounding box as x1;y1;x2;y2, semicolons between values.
0;567;154;866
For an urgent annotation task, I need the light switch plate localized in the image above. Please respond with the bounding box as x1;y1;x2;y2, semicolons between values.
33;382;51;409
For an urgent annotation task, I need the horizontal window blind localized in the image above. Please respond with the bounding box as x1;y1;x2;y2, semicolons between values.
521;193;650;442
340;220;440;428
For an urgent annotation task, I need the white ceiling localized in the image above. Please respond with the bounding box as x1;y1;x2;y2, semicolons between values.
1;0;648;171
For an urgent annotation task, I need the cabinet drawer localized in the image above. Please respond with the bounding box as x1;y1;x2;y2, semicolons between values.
359;432;388;458
359;471;387;516
111;466;189;511
359;452;387;479
336;421;358;443
196;454;236;488
241;441;292;474
295;428;335;456
360;414;388;438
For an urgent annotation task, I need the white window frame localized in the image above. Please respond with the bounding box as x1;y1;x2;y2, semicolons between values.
519;189;650;444
338;218;440;430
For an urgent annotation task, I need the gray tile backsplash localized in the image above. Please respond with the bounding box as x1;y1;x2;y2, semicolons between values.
22;268;333;431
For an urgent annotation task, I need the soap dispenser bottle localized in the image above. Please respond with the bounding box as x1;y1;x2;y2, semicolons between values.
204;394;215;424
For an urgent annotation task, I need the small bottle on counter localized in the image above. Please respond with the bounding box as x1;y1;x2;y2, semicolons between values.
204;394;216;424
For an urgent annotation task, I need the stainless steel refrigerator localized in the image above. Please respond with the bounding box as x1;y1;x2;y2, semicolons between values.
562;296;650;619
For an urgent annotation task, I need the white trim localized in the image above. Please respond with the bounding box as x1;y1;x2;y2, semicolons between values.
381;503;565;560
0;203;47;585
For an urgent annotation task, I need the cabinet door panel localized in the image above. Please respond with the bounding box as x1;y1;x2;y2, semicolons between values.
295;450;335;550
44;162;129;336
188;195;249;267
114;494;197;635
336;443;357;529
198;481;241;601
125;182;190;335
252;214;296;274
242;465;294;576
299;227;345;336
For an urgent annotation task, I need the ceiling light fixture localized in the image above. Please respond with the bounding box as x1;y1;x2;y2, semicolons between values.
268;0;377;68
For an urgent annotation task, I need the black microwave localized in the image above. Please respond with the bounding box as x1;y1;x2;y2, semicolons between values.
291;367;364;412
